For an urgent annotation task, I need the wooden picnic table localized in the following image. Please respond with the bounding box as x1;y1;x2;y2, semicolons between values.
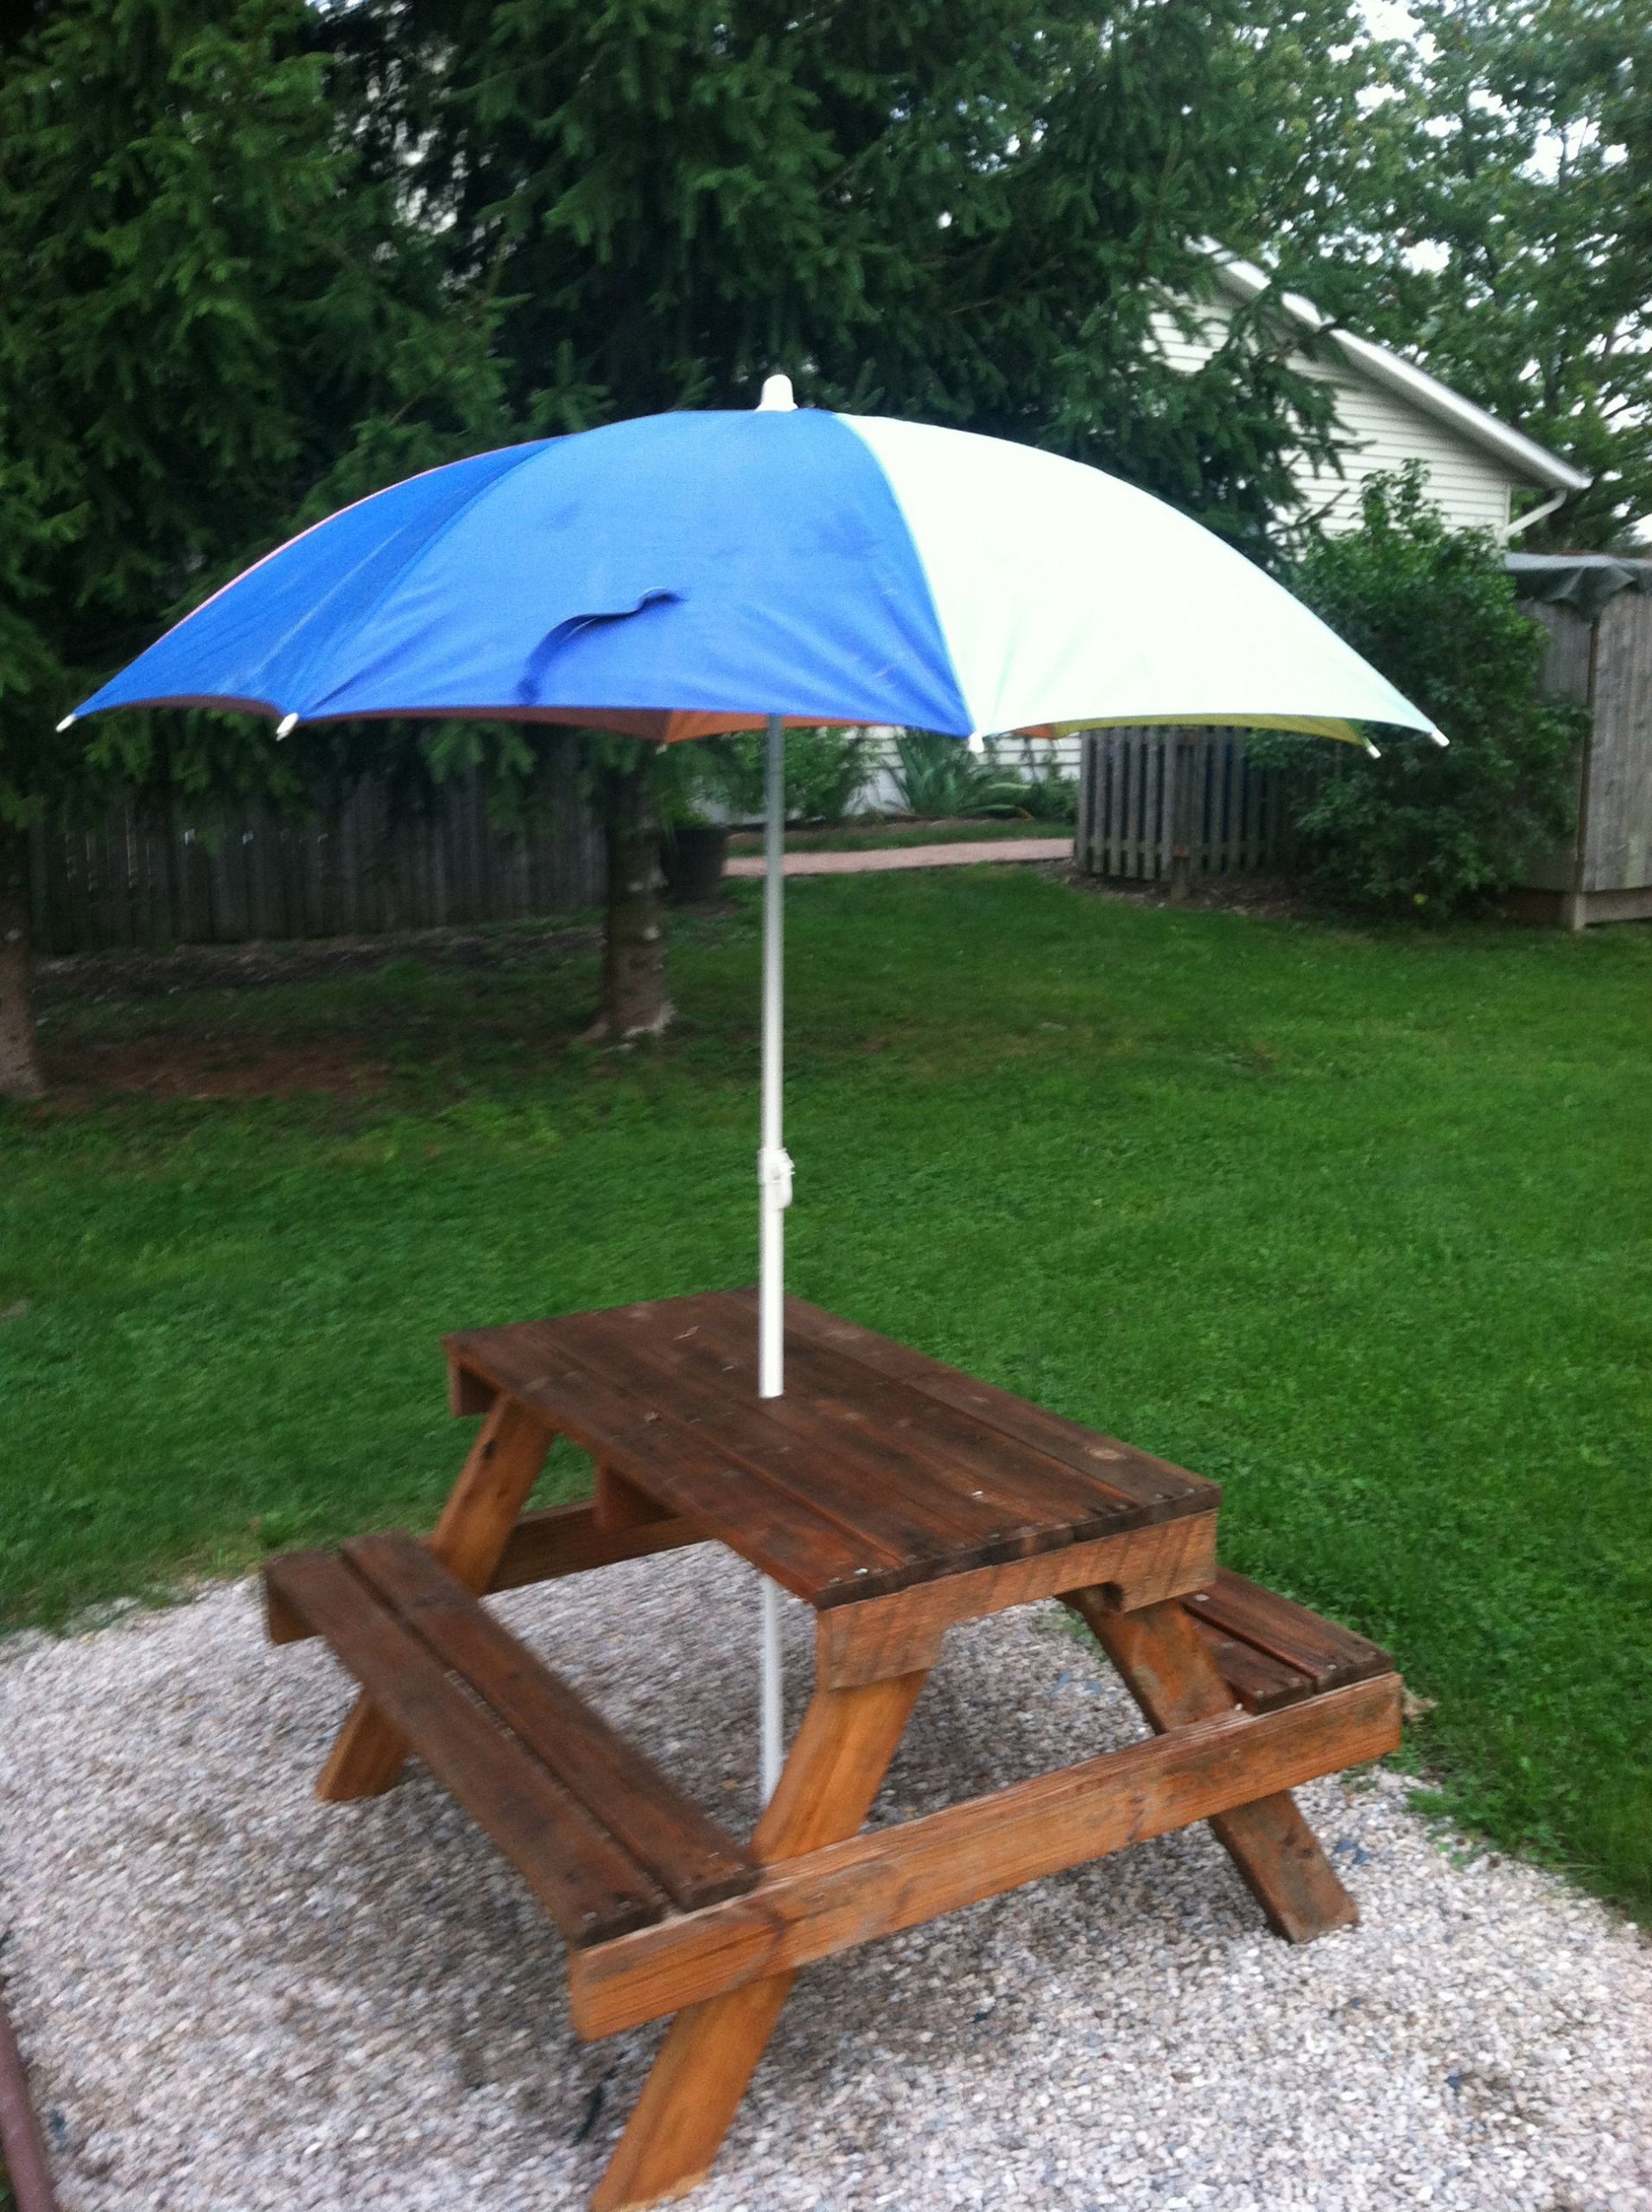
265;1290;1402;2210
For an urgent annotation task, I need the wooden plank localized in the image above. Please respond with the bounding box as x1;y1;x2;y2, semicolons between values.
591;1672;926;2210
593;1465;670;1535
316;1396;551;1801
766;1294;1219;1523
552;1306;1029;1580
266;1548;668;1946
443;1323;899;1605
1181;1569;1392;1693
816;1511;1217;1687
1584;588;1652;894
1527;599;1594;706
266;1502;708;1644
751;1671;930;1864
677;1293;1131;1548
569;1675;1403;2037
345;1532;756;1912
1189;1617;1307;1712
1070;1588;1360;1942
492;1500;706;1589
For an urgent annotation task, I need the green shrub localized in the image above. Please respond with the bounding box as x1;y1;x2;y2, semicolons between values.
1003;737;1079;824
1252;467;1585;917
706;726;873;825
889;732;1028;818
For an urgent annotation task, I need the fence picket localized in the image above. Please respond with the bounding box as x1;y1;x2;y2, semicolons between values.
1077;727;1312;887
28;771;604;955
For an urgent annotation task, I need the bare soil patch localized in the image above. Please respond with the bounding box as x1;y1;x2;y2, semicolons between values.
43;1033;390;1103
35;920;602;1007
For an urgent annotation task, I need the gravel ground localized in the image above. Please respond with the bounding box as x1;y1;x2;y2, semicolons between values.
2;1548;1647;2212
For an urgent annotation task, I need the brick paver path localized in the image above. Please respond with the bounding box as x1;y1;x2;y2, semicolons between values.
725;836;1071;879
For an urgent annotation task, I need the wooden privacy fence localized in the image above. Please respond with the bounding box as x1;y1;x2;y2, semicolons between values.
28;766;604;955
1511;575;1652;929
1075;728;1311;889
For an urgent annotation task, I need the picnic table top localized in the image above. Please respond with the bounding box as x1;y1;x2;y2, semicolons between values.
443;1290;1220;1611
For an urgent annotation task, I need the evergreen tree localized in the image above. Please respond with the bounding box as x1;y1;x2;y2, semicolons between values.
330;0;1362;545
324;0;1371;1035
0;0;507;1095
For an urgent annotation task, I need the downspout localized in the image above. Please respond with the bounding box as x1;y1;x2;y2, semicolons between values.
1503;486;1567;544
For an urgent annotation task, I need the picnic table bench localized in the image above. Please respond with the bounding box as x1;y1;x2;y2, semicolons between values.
265;1290;1401;2210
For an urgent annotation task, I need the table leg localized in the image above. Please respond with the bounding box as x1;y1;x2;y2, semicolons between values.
316;1397;552;1802
1068;1588;1357;1942
590;1669;929;2212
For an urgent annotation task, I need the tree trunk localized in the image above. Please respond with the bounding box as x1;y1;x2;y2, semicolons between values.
586;759;672;1042
0;822;45;1100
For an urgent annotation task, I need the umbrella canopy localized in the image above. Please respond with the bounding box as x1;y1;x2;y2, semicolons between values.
73;399;1437;748
69;389;1439;1799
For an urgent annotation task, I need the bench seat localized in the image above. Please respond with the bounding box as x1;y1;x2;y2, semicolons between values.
263;1533;757;1948
1185;1568;1394;1712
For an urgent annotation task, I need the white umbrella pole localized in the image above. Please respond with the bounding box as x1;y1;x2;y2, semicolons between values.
758;710;791;1803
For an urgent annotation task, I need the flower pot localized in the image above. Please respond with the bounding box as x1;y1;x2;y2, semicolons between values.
661;823;729;904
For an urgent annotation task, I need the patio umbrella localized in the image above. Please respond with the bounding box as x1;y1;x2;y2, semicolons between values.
65;377;1441;1794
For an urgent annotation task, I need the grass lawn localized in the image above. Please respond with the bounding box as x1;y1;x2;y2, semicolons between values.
3;868;1649;1919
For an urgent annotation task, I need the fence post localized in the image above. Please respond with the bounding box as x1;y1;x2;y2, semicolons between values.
1168;734;1195;902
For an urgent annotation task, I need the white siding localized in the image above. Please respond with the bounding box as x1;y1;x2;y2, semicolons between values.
851;301;1520;804
1149;297;1514;537
858;728;1082;813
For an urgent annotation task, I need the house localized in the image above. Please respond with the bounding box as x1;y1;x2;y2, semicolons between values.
1072;259;1631;913
870;258;1592;811
1152;250;1590;539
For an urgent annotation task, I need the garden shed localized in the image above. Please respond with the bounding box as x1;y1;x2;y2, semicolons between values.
1507;555;1652;930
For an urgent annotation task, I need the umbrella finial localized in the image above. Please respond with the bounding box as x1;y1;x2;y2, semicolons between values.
756;373;797;413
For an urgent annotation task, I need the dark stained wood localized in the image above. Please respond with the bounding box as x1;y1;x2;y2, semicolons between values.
554;1304;1042;1578
674;1293;1129;1546
1209;1789;1359;1942
490;1501;706;1590
344;1533;756;1913
591;1669;929;2211
270;1501;708;1646
570;1674;1403;2038
763;1293;1220;1524
446;1294;1223;1611
1067;1587;1360;1942
594;1465;670;1535
264;1573;309;1647
318;1395;552;1802
1182;1570;1393;1693
448;1359;497;1417
269;1294;1398;2206
1189;1618;1308;1712
266;1548;667;1946
444;1321;903;1605
816;1511;1218;1687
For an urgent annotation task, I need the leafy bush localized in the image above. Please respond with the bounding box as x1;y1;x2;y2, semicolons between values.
889;732;1028;818
1251;467;1584;917
705;726;873;825
1002;737;1079;824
